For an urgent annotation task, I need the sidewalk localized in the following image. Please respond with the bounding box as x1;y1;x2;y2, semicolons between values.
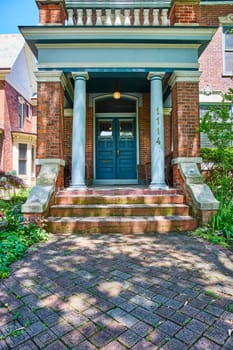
0;232;233;349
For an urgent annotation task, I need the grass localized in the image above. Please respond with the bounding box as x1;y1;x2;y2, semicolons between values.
0;189;49;279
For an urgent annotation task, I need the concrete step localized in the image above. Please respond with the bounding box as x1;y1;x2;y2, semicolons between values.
50;203;190;217
47;215;198;234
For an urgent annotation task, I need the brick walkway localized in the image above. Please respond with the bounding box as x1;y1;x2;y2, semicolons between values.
0;232;233;349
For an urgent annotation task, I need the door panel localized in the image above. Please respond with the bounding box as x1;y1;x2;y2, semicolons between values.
117;119;136;179
96;117;136;180
96;119;115;179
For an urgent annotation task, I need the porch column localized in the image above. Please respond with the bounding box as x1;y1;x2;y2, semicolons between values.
147;72;168;189
71;72;89;190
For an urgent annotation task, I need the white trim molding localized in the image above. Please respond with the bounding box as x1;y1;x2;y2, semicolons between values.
169;70;201;88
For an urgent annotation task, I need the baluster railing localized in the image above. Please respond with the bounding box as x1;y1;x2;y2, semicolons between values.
76;9;83;26
96;9;103;25
161;9;170;26
152;9;160;26
105;9;112;25
114;9;122;25
133;9;141;26
86;9;93;26
66;8;170;27
143;9;150;26
67;8;75;25
124;9;131;26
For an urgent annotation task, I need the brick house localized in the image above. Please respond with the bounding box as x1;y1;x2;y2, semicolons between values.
0;34;37;187
199;21;233;148
20;0;233;233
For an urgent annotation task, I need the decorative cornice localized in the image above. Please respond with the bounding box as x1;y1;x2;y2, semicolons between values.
35;70;67;88
219;13;233;26
0;69;10;80
12;132;37;145
169;70;201;88
171;0;199;4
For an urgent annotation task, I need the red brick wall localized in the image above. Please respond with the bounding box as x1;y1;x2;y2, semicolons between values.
170;3;200;25
86;104;93;179
139;93;150;166
37;82;64;160
4;82;19;171
38;2;66;25
198;4;233;26
0;80;37;172
170;2;233;26
171;81;200;159
199;27;232;94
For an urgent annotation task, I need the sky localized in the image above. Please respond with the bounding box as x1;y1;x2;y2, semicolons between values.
0;0;38;34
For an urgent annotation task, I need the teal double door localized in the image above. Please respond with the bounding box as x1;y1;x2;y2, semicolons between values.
96;116;137;182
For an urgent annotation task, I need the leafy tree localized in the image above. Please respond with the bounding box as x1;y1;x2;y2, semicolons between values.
199;88;233;150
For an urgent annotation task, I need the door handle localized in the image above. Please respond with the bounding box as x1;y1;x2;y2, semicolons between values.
117;149;120;156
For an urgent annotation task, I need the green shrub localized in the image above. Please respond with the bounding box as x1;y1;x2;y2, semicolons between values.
0;193;48;279
197;88;233;247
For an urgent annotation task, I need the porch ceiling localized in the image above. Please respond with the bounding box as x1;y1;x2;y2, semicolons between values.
87;72;150;93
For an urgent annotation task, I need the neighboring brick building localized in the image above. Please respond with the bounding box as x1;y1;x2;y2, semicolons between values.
0;34;37;186
199;24;233;147
20;0;233;227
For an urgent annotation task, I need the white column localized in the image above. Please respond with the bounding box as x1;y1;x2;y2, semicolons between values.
71;72;89;190
147;73;168;189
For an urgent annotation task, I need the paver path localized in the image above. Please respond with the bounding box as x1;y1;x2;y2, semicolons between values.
0;232;233;349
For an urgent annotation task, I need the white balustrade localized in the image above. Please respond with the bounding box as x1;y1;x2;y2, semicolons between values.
105;9;112;25
76;9;83;26
86;9;93;26
114;9;122;25
152;9;160;26
161;9;170;26
124;9;131;26
133;9;141;26
143;9;150;26
67;8;74;25
66;8;170;27
96;9;103;25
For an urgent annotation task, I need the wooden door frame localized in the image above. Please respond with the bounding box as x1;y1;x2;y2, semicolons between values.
93;94;139;185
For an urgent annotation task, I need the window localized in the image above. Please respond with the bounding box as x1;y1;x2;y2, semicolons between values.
31;146;35;174
18;144;27;175
200;104;233;148
18;102;24;128
26;103;31;119
223;30;233;75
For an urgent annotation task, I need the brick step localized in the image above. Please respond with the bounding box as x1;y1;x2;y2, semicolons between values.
50;203;190;217
47;215;198;234
55;194;184;205
58;188;181;196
